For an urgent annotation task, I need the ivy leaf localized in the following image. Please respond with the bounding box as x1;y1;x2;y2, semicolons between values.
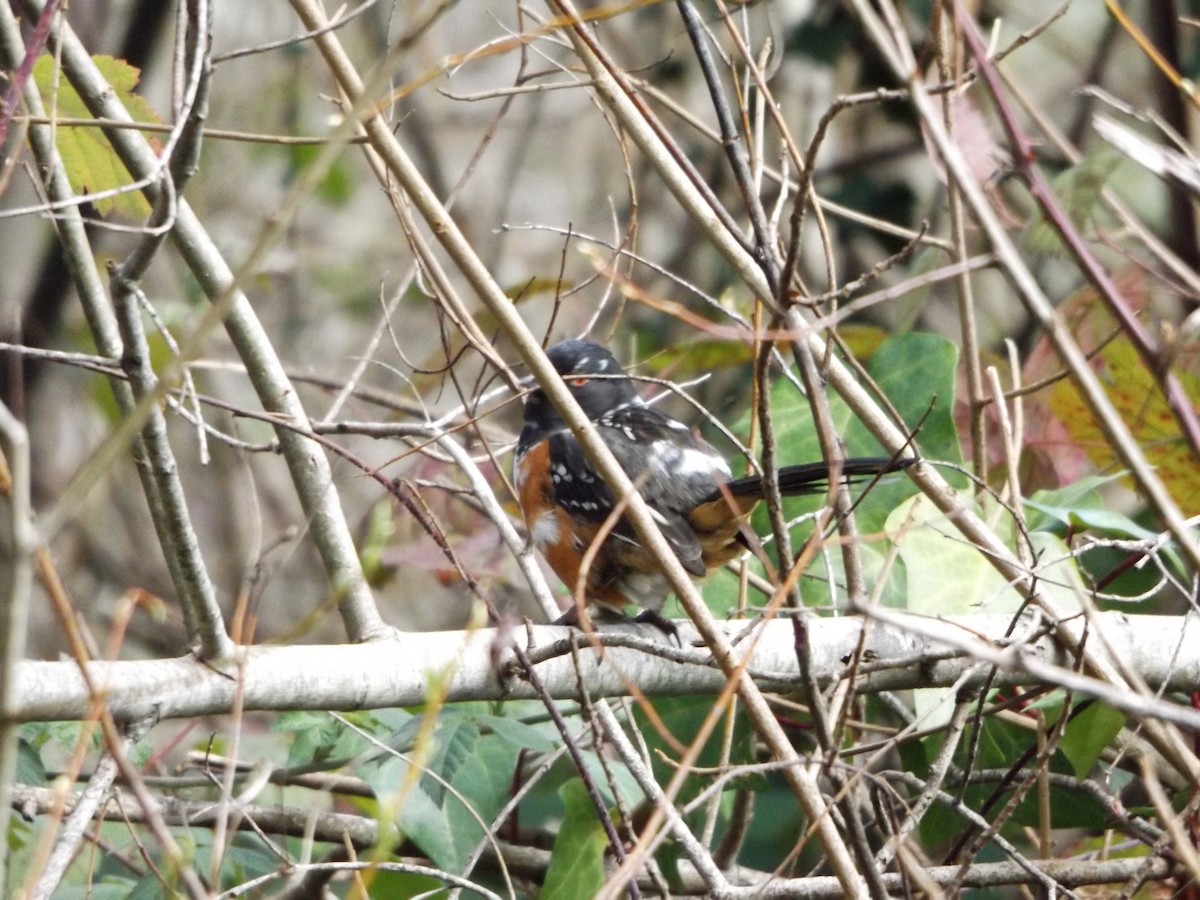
31;54;162;219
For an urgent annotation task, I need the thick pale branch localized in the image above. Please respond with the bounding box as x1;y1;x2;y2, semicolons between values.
10;613;1200;724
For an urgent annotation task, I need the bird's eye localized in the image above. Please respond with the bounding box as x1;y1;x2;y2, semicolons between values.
571;377;589;386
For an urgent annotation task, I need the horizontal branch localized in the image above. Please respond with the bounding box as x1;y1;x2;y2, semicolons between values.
8;783;1177;895
12;612;1199;723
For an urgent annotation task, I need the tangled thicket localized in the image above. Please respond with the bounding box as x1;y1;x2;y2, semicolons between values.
1;1;1199;897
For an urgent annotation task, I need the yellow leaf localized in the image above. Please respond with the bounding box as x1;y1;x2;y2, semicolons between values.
32;55;162;219
1048;336;1200;514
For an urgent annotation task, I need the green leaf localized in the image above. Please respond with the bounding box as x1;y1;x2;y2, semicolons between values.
1059;702;1125;779
471;713;561;754
274;710;387;769
861;332;963;474
128;872;174;900
1024;479;1186;595
367;870;445;896
15;735;46;785
1026;498;1159;541
708;332;940;613
892;496;1014;728
1024;475;1118;531
54;883;140;900
1024;145;1123;256
361;713;522;872
890;495;1086;622
1027;530;1089;614
32;55;162;219
639;338;754;377
543;779;608;897
747;338;931;529
890;495;1022;618
700;566;751;618
33;720;102;757
190;833;279;892
797;537;906;611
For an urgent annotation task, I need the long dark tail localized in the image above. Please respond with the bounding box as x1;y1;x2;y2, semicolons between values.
709;456;916;502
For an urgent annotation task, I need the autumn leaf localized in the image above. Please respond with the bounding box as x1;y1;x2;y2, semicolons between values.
1048;339;1200;514
1029;277;1200;515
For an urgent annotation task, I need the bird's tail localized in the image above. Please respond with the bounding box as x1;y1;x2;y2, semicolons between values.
712;456;916;502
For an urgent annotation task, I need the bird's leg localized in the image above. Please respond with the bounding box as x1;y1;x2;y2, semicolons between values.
552;604;582;627
632;608;680;644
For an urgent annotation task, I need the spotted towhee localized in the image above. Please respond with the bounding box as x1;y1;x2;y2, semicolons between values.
514;339;915;625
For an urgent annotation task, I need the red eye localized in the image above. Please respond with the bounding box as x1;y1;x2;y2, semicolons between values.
572;377;588;386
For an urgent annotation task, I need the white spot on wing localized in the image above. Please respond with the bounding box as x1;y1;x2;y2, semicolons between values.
681;447;730;477
649;441;730;478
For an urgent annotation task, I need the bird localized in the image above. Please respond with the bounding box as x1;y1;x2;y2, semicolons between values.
513;339;915;627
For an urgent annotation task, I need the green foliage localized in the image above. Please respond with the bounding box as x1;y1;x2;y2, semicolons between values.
638;337;755;378
542;779;608;897
1027;476;1190;601
274;708;398;769
15;734;47;786
1024;145;1124;256
1026;475;1159;540
701;331;949;614
359;710;553;873
54;883;141;900
31;55;161;219
1057;701;1125;779
193;833;279;892
862;333;964;469
735;771;810;871
369;869;446;896
890;494;1025;617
